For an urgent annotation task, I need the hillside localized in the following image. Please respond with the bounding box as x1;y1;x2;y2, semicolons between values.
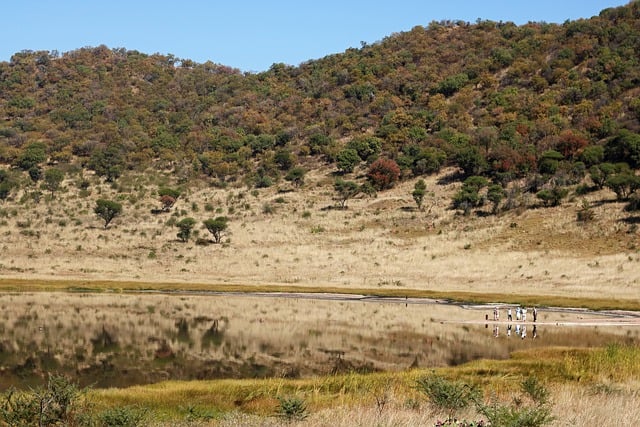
0;3;639;300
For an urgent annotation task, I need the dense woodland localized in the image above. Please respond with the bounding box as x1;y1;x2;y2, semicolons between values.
1;2;640;215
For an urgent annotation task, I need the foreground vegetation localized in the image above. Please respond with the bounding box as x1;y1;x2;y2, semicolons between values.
2;345;638;426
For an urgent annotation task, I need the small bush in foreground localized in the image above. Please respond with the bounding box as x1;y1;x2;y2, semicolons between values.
95;405;147;427
416;372;479;421
0;374;83;426
475;376;554;427
276;396;308;422
417;373;554;427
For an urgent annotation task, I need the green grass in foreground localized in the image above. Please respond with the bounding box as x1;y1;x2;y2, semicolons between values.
0;277;639;311
83;344;640;422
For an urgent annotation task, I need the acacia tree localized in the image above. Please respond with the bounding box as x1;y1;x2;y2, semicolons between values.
43;168;64;197
412;179;427;210
176;217;196;242
88;145;124;182
284;166;306;187
333;178;361;209
452;176;489;215
94;199;122;229
203;216;229;243
487;184;506;214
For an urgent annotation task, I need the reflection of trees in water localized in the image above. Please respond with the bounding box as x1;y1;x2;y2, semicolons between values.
91;326;118;354
201;318;226;349
175;318;191;343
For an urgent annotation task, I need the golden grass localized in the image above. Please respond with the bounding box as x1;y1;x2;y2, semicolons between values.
0;168;638;307
85;345;640;426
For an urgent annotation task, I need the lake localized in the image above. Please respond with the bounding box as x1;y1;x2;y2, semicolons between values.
0;291;638;390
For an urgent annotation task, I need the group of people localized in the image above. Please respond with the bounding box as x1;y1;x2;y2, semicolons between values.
493;306;538;322
490;306;538;339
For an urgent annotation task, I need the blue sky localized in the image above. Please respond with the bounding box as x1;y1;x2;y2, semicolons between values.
2;1;627;72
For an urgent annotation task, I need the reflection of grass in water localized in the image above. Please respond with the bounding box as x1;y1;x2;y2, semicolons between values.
201;325;224;349
174;318;191;343
0;292;638;392
91;327;119;354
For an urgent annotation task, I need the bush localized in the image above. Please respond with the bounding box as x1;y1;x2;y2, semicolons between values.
175;217;196;242
96;406;147;427
0;374;83;426
476;376;554;427
367;157;401;190
276;396;308;422
416;372;479;421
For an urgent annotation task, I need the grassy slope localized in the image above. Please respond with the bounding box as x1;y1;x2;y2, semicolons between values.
1;167;638;308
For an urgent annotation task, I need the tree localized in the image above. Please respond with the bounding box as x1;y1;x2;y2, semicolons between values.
454;145;486;177
94;199;122;229
605;129;640;168
28;166;42;183
578;144;604;167
412;179;427;210
0;171;15;202
538;150;564;176
452;176;489;215
415;373;479;421
88;145;125;182
203;217;229;243
367;157;400;190
16;142;47;171
284;166;306;187
605;173;640;200
336;148;360;174
334;178;361;209
556;130;589;159
274;149;295;171
346;136;382;162
411;147;447;176
536;187;569;207
43;168;64;197
589;162;616;189
487;184;506;214
176;217;196;242
0;181;13;202
158;187;181;211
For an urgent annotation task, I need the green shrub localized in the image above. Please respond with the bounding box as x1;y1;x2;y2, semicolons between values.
96;406;147;427
476;376;554;427
276;396;308;422
415;372;479;420
0;374;83;426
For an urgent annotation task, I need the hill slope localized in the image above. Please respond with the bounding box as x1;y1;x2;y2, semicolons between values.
0;2;639;301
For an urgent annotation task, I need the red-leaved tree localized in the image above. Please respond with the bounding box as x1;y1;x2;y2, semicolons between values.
367;157;401;190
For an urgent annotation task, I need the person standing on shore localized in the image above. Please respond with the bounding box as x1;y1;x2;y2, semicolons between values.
507;308;512;322
533;307;538;322
522;307;527;322
516;306;522;321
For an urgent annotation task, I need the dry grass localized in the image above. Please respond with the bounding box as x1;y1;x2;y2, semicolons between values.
90;345;640;426
0;167;639;309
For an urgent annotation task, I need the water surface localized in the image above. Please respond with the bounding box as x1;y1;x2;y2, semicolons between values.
0;292;637;390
